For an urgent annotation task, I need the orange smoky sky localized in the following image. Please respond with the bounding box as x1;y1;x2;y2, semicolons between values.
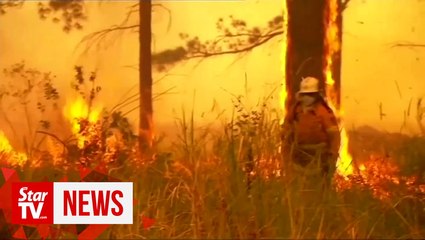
0;0;425;145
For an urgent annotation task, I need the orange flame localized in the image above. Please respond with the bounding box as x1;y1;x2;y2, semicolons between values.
280;0;289;123
323;0;354;178
63;96;102;149
336;125;354;177
324;0;340;94
0;131;28;167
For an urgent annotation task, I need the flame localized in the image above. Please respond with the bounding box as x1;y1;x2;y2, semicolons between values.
335;154;425;201
0;131;28;167
323;0;354;178
323;0;340;99
336;125;354;177
63;96;102;149
280;0;289;123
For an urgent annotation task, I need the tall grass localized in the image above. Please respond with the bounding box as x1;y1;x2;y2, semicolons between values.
3;104;425;239
105;95;425;239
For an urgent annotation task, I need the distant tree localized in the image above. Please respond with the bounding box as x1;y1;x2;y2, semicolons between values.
0;0;23;14
0;62;60;154
1;0;156;155
152;15;283;69
138;1;154;152
0;0;355;151
37;0;86;32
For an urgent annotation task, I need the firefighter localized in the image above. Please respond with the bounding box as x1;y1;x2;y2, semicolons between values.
282;76;341;186
281;77;342;236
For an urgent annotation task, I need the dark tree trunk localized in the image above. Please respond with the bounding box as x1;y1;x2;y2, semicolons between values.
285;0;327;110
285;0;342;110
139;1;153;152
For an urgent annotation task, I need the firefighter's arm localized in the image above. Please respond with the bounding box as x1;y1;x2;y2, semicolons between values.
281;106;297;143
320;107;341;156
280;118;293;142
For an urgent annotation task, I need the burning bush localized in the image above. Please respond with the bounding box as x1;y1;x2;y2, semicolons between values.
0;131;28;167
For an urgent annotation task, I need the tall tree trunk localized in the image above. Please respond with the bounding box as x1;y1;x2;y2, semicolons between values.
139;0;153;152
285;0;327;110
285;0;343;110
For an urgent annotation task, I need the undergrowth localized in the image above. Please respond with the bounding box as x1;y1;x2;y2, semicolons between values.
1;65;425;239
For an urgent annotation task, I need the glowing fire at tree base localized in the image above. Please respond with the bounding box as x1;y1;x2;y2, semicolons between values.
323;0;355;179
335;127;354;177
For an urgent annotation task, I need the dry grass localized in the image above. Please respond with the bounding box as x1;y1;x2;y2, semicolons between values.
3;103;425;239
2;68;425;239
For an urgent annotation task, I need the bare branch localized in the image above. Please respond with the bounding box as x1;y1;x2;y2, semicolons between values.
121;86;177;117
152;3;172;33
36;130;67;150
392;43;425;48
186;30;283;59
77;24;138;54
76;3;172;55
111;92;139;113
110;71;182;113
153;86;177;101
128;2;139;10
342;0;351;11
76;3;139;54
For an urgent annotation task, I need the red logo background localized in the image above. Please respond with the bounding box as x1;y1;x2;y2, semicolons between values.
12;182;54;224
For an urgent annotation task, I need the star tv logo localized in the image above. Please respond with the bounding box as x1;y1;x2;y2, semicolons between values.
12;182;133;224
12;182;53;224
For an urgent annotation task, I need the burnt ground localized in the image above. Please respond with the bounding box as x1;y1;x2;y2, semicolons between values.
348;125;425;177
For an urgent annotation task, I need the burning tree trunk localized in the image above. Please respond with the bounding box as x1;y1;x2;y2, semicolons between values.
139;1;154;152
284;0;354;177
323;0;343;110
284;0;343;110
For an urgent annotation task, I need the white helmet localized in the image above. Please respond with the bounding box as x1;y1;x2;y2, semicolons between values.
298;76;319;94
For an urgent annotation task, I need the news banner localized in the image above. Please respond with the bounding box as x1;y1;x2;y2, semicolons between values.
12;182;133;224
